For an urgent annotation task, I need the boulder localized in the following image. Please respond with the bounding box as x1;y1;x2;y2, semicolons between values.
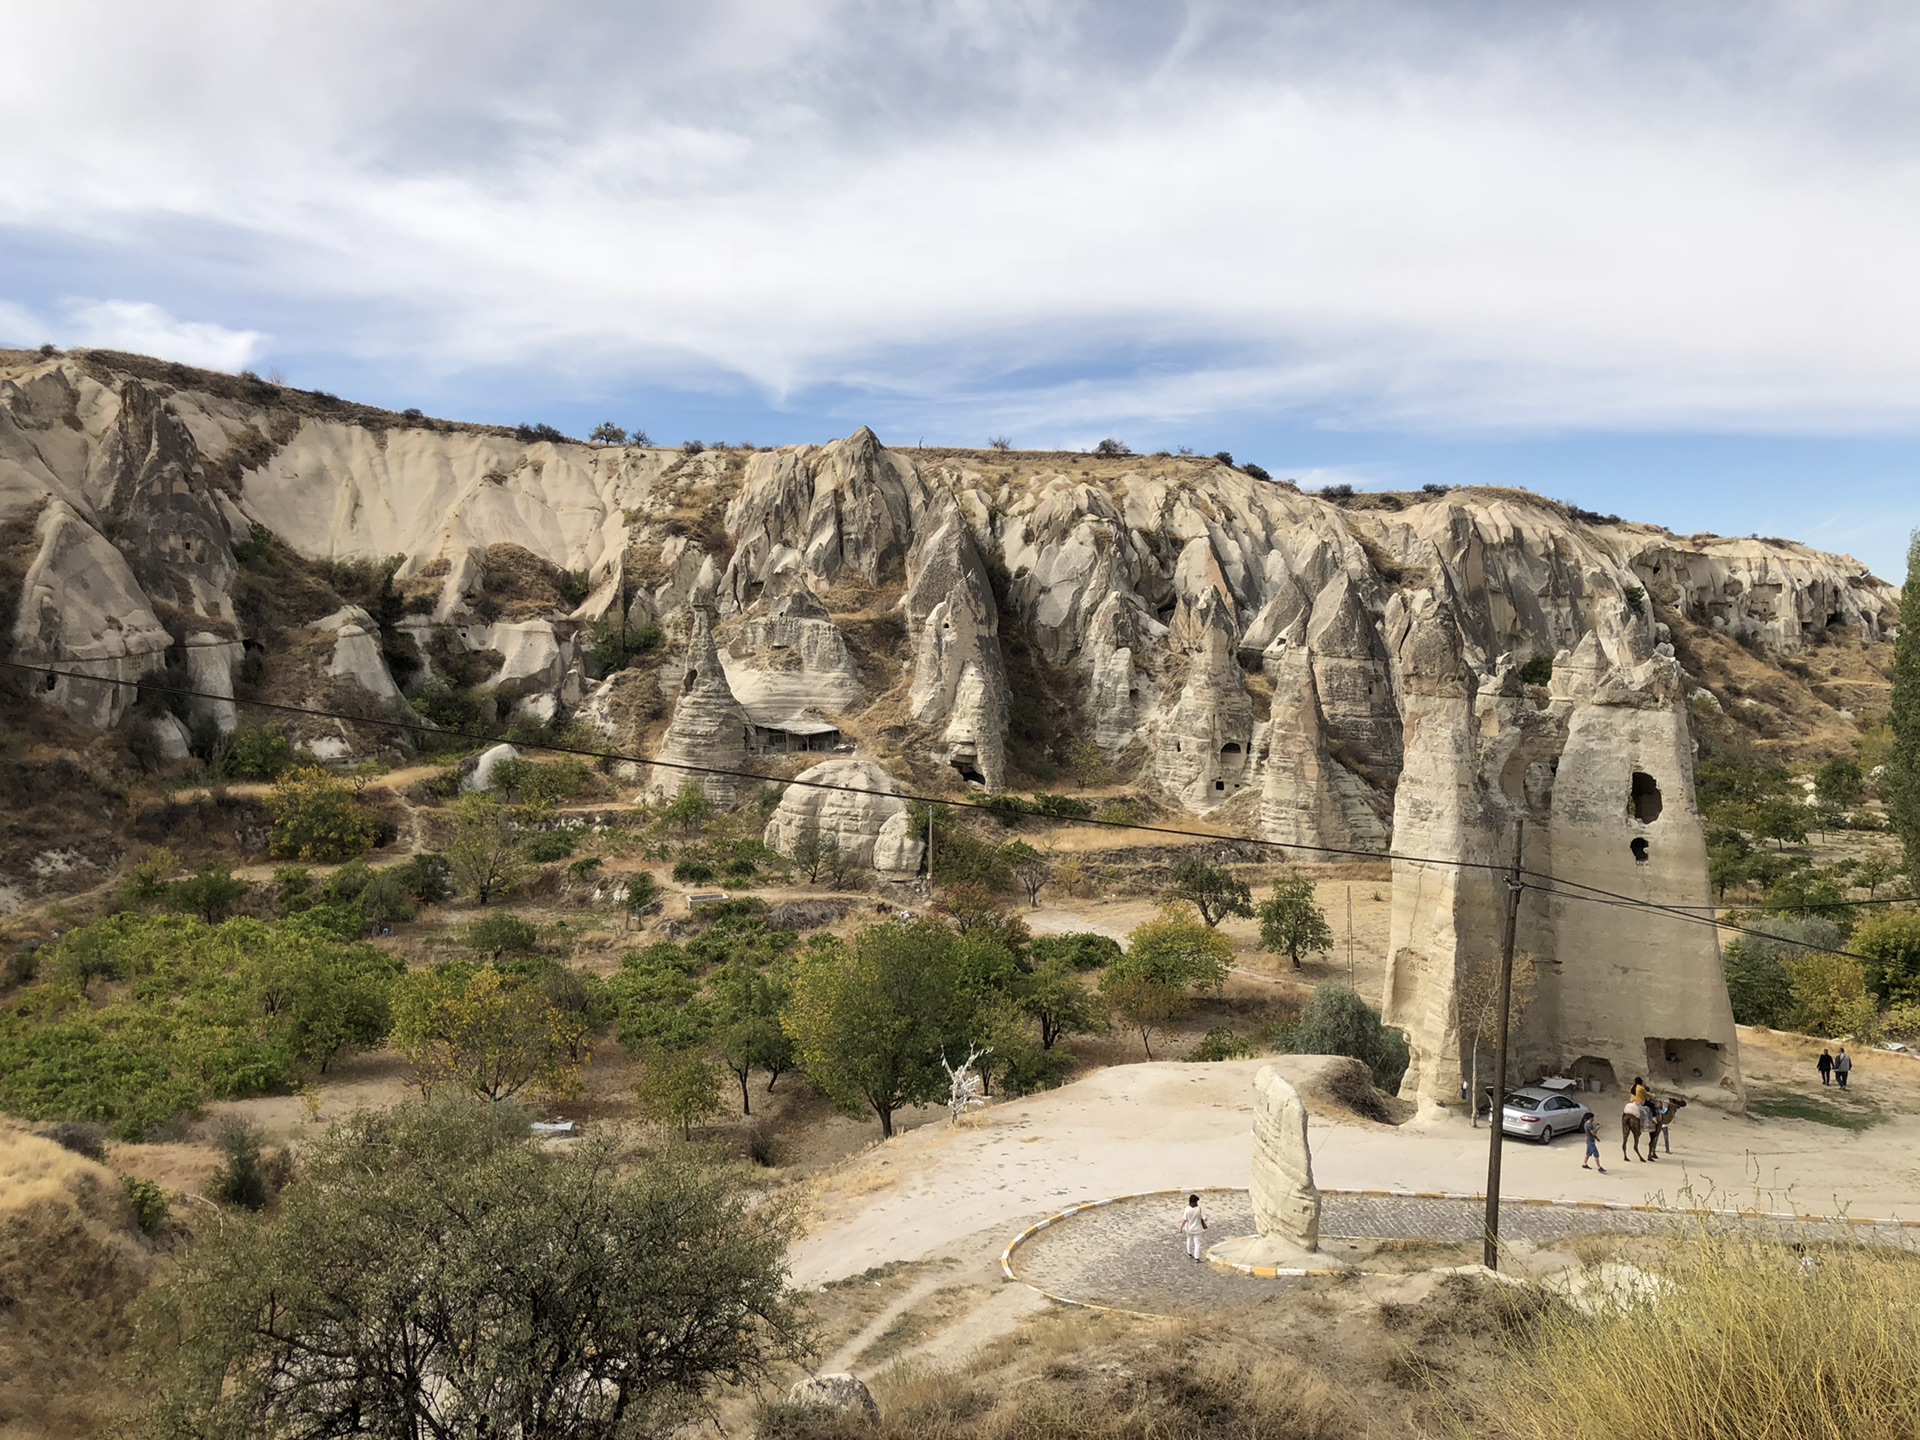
786;1373;878;1423
763;760;911;870
462;742;522;794
1249;1067;1322;1249
317;606;401;703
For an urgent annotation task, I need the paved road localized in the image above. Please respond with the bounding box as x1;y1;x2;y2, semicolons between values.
1009;1190;1919;1315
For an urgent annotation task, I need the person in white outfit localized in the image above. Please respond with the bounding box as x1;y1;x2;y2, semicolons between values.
1179;1193;1209;1262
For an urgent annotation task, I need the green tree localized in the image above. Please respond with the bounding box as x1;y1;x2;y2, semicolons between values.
467;913;541;958
788;818;841;885
1785;952;1880;1039
1164;855;1254;927
590;421;629;444
709;960;794;1114
1893;533;1920;883
1719;916;1844;1029
1100;905;1233;1058
447;794;525;904
1815;756;1867;809
781;922;971;1138
390;964;587;1103
1002;841;1053;907
140;1102;799;1439
1281;984;1412;1092
1751;795;1810;851
1065;740;1106;790
266;766;377;862
1856;851;1899;900
1852;910;1920;1007
222;723;294;781
1027;931;1122;972
1018;954;1108;1050
661;780;714;837
634;1044;727;1138
1256;873;1335;969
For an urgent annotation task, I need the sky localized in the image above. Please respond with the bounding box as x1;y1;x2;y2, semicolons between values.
3;1;1918;580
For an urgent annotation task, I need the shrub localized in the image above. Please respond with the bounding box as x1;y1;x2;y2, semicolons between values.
467;914;540;957
168;864;249;924
223;723;294;781
1319;482;1355;500
625;873;661;911
122;1174;169;1236
46;1120;108;1162
1851;910;1920;1006
212;1119;274;1209
1518;653;1555;687
523;831;577;863
395;852;453;903
266;767;377;862
1279;984;1410;1091
1190;1026;1256;1062
1241;462;1271;481
673;857;717;884
1092;438;1131;456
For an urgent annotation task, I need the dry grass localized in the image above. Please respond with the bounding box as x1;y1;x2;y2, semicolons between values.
1470;1228;1920;1440
0;1127;154;1440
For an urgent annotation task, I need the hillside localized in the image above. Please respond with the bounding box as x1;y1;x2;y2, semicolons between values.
0;347;1898;911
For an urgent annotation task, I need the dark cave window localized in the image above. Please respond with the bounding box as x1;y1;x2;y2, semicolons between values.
1630;771;1662;824
1630;837;1650;863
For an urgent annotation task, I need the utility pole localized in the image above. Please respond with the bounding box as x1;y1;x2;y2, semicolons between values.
1482;817;1525;1272
1346;885;1355;987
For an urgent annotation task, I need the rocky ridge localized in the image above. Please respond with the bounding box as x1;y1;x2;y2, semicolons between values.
0;351;1898;869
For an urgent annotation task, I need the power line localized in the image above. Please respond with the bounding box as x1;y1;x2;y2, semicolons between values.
1521;882;1890;966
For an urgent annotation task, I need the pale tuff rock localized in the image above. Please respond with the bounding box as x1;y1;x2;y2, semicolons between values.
647;603;751;804
719;576;864;720
1382;588;1742;1111
316;607;401;704
720;428;921;608
574;670;657;779
872;809;928;877
763;759;912;870
786;1374;879;1422
1256;641;1391;853
462;620;568;705
1626;532;1898;653
10;498;170;727
1250;1068;1322;1249
905;493;1009;789
462;742;522;794
1152;588;1255;810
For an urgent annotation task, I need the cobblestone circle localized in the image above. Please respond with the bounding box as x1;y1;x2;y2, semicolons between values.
1009;1191;1920;1316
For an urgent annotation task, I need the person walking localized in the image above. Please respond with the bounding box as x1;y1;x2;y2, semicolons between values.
1179;1193;1209;1263
1817;1049;1834;1086
1835;1047;1853;1089
1581;1113;1607;1173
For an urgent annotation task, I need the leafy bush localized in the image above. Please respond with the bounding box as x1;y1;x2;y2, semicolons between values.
1190;1026;1256;1062
673;857;717;884
1028;932;1122;972
467;914;540;957
122;1174;169;1235
212;1118;272;1209
1030;793;1094;819
168;864;249;923
625;873;661;911
46;1119;108;1162
1092;438;1131;456
1279;984;1410;1091
223;724;294;781
1241;462;1271;481
266;767;377;862
523;831;577;863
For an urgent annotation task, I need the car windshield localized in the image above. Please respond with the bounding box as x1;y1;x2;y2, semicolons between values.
1504;1094;1540;1112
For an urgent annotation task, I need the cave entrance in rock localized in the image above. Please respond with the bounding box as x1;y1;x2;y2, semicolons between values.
1567;1056;1617;1093
950;752;985;785
1646;1037;1723;1086
1630;771;1662;823
1217;741;1247;787
1630;837;1649;863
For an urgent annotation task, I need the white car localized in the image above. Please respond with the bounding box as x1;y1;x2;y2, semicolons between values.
1501;1087;1593;1145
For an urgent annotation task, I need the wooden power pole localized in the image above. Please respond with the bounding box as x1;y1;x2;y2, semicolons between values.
1482;818;1526;1272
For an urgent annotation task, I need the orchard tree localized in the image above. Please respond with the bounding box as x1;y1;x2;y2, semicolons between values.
1018;954;1109;1050
1256;874;1334;969
708;960;794;1113
661;780;714;837
1002;841;1053;907
447;794;525;904
789;819;842;885
1100;905;1233;1059
141;1102;799;1439
1165;855;1253;927
781;922;971;1138
266;766;377;862
391;963;587;1103
634;1045;727;1139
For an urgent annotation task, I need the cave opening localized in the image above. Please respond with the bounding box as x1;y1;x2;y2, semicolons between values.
1630;837;1649;863
1630;771;1663;823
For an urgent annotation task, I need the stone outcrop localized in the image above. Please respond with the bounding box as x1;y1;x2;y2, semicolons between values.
1381;586;1744;1111
646;603;751;804
786;1374;879;1423
763;759;915;871
0;353;1892;848
1249;1067;1322;1249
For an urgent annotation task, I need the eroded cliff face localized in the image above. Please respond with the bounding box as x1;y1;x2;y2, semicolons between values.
1;352;1897;850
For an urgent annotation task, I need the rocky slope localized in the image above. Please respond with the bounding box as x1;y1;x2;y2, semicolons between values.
0;350;1899;864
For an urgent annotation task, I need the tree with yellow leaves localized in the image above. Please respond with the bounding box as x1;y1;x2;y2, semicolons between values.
390;962;587;1103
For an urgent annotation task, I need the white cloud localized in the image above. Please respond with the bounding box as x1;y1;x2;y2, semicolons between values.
1;2;1919;432
62;301;265;373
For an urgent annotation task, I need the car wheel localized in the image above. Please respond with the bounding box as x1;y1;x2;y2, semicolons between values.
1537;1123;1554;1145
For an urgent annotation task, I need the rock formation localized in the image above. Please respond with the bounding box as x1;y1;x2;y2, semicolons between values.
0;351;1895;852
1249;1067;1322;1250
763;759;921;874
646;602;751;804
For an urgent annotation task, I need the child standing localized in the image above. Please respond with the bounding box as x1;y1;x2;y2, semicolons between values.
1179;1194;1209;1262
1581;1113;1606;1173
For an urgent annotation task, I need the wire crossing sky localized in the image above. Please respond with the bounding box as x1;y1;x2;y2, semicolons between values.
3;2;1918;577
